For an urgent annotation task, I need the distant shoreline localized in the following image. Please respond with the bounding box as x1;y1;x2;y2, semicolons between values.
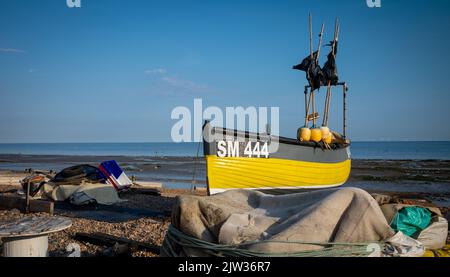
0;154;449;186
0;141;449;160
0;153;449;162
0;154;449;203
1;141;450;144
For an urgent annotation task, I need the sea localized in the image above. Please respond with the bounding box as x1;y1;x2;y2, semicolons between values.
0;141;449;160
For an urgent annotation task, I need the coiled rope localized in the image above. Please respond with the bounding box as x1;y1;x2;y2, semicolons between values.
162;225;386;257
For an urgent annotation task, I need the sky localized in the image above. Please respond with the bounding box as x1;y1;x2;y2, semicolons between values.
0;0;450;143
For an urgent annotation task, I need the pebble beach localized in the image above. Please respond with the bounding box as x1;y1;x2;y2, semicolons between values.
0;155;449;257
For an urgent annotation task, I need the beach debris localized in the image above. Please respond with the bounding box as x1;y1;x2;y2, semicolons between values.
98;160;133;192
390;207;432;237
20;174;49;197
52;164;106;185
371;193;392;205
423;244;450;257
66;242;81;257
0;216;72;257
0;188;18;194
74;232;160;255
0;195;54;214
417;216;448;250
379;202;448;251
24;168;56;178
42;181;124;206
27;161;136;206
102;242;134;257
128;187;161;196
383;231;425;257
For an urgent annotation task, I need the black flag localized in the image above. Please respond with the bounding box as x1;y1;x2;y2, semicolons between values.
293;52;325;89
322;41;339;85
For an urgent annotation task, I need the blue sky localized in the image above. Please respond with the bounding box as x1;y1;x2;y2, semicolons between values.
0;0;449;142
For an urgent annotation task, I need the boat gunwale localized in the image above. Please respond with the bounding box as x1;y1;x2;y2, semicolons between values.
208;126;350;149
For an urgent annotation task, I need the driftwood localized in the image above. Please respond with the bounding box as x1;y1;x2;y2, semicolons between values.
0;195;54;214
74;232;160;254
102;242;134;257
128;187;161;196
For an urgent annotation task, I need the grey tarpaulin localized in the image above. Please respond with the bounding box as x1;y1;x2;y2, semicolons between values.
417;216;448;250
163;188;395;257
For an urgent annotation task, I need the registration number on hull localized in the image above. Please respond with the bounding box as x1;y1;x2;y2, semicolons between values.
216;141;269;158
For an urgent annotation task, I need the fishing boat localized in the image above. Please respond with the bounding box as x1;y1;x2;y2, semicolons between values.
203;16;351;195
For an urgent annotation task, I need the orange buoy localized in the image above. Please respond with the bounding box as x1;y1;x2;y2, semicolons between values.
311;127;322;142
298;127;311;142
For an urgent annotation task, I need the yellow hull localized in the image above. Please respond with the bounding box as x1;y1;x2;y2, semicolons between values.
206;155;351;194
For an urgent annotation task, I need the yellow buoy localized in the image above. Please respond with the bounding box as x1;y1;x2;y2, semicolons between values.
298;127;311;142
323;132;332;144
320;126;330;138
311;128;322;142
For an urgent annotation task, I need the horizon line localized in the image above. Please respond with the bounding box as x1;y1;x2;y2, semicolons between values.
0;140;449;144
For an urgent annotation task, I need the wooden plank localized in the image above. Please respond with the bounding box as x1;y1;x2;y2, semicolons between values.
75;232;160;254
0;195;54;215
307;112;320;121
132;181;163;189
29;200;55;214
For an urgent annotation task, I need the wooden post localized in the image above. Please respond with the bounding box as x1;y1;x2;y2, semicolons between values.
323;18;339;127
25;180;31;213
304;86;309;125
304;87;312;126
316;23;325;63
314;23;325;127
309;13;313;60
306;14;314;127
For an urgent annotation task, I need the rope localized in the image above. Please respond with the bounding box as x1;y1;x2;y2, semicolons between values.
323;82;332;127
162;225;385;257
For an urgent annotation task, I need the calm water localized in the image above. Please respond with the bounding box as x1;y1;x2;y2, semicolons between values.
0;141;449;160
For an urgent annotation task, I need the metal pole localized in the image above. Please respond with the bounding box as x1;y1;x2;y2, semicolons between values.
343;83;347;138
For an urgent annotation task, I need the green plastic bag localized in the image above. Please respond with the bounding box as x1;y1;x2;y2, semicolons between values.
390;207;432;237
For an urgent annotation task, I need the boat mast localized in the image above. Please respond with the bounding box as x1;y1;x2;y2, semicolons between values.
323;18;340;127
311;22;325;128
304;13;314;127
